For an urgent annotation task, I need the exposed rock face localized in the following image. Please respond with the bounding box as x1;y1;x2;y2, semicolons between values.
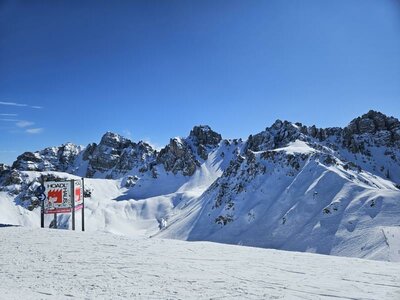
190;125;222;147
99;132;132;149
345;110;398;135
188;125;222;160
244;111;400;156
12;152;42;171
9;132;158;179
58;143;82;171
2;169;22;186
116;142;155;172
12;143;82;172
86;132;131;176
85;132;157;178
246;120;303;152
82;143;97;161
156;126;223;175
342;110;400;152
157;138;199;176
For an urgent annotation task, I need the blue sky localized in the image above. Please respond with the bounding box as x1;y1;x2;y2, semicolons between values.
1;0;399;164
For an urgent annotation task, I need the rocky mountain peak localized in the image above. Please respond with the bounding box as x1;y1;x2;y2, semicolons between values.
11;143;82;172
269;119;284;130
345;110;399;135
85;132;157;178
189;125;222;146
341;111;400;151
157;137;199;176
247;120;304;152
136;140;155;153
4;111;399;181
188;125;223;161
99;131;132;148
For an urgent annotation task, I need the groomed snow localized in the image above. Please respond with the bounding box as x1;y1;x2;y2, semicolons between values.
1;227;399;299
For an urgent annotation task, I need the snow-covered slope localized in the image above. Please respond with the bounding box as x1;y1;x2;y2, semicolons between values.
1;111;400;262
0;143;233;236
1;227;399;300
157;146;400;261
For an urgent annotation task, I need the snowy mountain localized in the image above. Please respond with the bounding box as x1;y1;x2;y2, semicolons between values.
1;110;400;261
1;227;399;299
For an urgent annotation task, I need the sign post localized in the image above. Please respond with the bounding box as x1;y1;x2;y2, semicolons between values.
82;178;85;232
71;180;75;231
36;176;46;228
41;199;45;228
53;213;58;229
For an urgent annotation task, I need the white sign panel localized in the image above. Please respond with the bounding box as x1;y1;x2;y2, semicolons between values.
44;181;72;214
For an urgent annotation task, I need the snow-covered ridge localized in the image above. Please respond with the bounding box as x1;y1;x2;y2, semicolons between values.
1;111;400;262
6;110;400;183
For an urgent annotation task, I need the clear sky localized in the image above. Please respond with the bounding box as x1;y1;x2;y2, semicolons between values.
1;0;399;164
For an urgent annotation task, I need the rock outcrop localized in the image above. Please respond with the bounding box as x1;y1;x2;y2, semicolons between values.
157;138;199;176
246;120;305;152
12;143;82;172
342;110;400;151
85;132;157;178
156;126;223;176
188;125;222;160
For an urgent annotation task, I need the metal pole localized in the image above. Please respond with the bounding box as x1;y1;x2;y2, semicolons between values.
53;213;57;229
81;177;85;232
41;202;45;228
71;179;75;231
40;175;44;228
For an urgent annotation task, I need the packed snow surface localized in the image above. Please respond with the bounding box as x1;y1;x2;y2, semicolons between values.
1;227;400;300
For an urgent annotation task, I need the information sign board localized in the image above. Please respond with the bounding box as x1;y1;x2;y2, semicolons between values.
44;181;72;214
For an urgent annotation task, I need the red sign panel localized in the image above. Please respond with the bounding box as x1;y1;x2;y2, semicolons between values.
48;189;63;205
74;179;83;209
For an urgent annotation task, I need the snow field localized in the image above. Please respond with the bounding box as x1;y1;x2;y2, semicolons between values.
1;227;400;300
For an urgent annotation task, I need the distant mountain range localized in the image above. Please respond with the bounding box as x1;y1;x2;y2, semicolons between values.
1;110;399;261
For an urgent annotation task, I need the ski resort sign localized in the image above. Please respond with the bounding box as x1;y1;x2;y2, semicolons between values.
44;181;72;214
43;179;83;214
38;177;86;231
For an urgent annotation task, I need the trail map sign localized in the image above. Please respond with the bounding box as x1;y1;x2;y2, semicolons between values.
44;181;72;214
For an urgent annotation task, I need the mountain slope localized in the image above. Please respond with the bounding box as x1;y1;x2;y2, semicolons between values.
157;141;400;261
156;111;400;261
